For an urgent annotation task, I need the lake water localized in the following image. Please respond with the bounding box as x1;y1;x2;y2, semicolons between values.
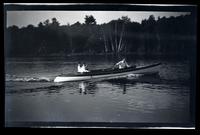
5;56;192;126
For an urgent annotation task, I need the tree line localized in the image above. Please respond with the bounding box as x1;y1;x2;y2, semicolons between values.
4;13;196;57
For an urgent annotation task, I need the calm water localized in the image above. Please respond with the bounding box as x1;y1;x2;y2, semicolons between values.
5;56;191;125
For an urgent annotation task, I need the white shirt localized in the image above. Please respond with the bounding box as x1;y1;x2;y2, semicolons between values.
115;60;129;69
78;64;89;73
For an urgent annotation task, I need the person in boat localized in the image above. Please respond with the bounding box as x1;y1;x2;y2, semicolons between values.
82;63;89;72
77;64;82;73
77;63;89;73
115;58;130;69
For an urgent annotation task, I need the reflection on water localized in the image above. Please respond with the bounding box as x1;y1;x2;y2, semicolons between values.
122;85;126;94
77;74;162;95
78;81;98;95
5;82;64;95
79;82;86;94
5;57;191;124
5;73;189;96
78;81;127;95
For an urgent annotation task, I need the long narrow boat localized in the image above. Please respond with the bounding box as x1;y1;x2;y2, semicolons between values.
54;63;161;82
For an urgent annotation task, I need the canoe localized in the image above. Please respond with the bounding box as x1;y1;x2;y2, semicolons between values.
54;63;161;82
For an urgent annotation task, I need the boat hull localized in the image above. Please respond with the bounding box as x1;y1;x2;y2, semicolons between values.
54;63;161;83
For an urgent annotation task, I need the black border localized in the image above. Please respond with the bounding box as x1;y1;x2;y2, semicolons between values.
5;121;195;128
3;3;198;130
4;3;197;12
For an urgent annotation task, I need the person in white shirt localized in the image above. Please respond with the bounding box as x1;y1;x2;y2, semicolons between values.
82;64;89;72
115;58;130;69
77;63;89;73
77;64;82;73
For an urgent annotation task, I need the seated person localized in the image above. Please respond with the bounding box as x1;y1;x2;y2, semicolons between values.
115;58;130;69
78;64;89;73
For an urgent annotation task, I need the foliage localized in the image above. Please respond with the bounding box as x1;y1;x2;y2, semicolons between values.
84;15;96;25
5;14;196;57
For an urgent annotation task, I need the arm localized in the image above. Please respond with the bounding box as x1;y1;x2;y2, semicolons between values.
125;61;130;67
115;61;122;66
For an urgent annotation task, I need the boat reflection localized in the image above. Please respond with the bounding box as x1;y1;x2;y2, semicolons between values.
79;82;86;94
78;79;134;95
79;81;97;95
78;73;161;95
106;78;136;94
123;84;126;94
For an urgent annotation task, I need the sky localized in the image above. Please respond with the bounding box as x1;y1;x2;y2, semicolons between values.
6;11;190;28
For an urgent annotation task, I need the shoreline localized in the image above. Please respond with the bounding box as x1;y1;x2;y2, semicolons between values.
5;52;194;59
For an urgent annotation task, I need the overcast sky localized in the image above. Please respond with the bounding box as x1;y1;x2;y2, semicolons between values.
6;11;190;28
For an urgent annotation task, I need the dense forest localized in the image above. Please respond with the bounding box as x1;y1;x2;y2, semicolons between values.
5;13;196;57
